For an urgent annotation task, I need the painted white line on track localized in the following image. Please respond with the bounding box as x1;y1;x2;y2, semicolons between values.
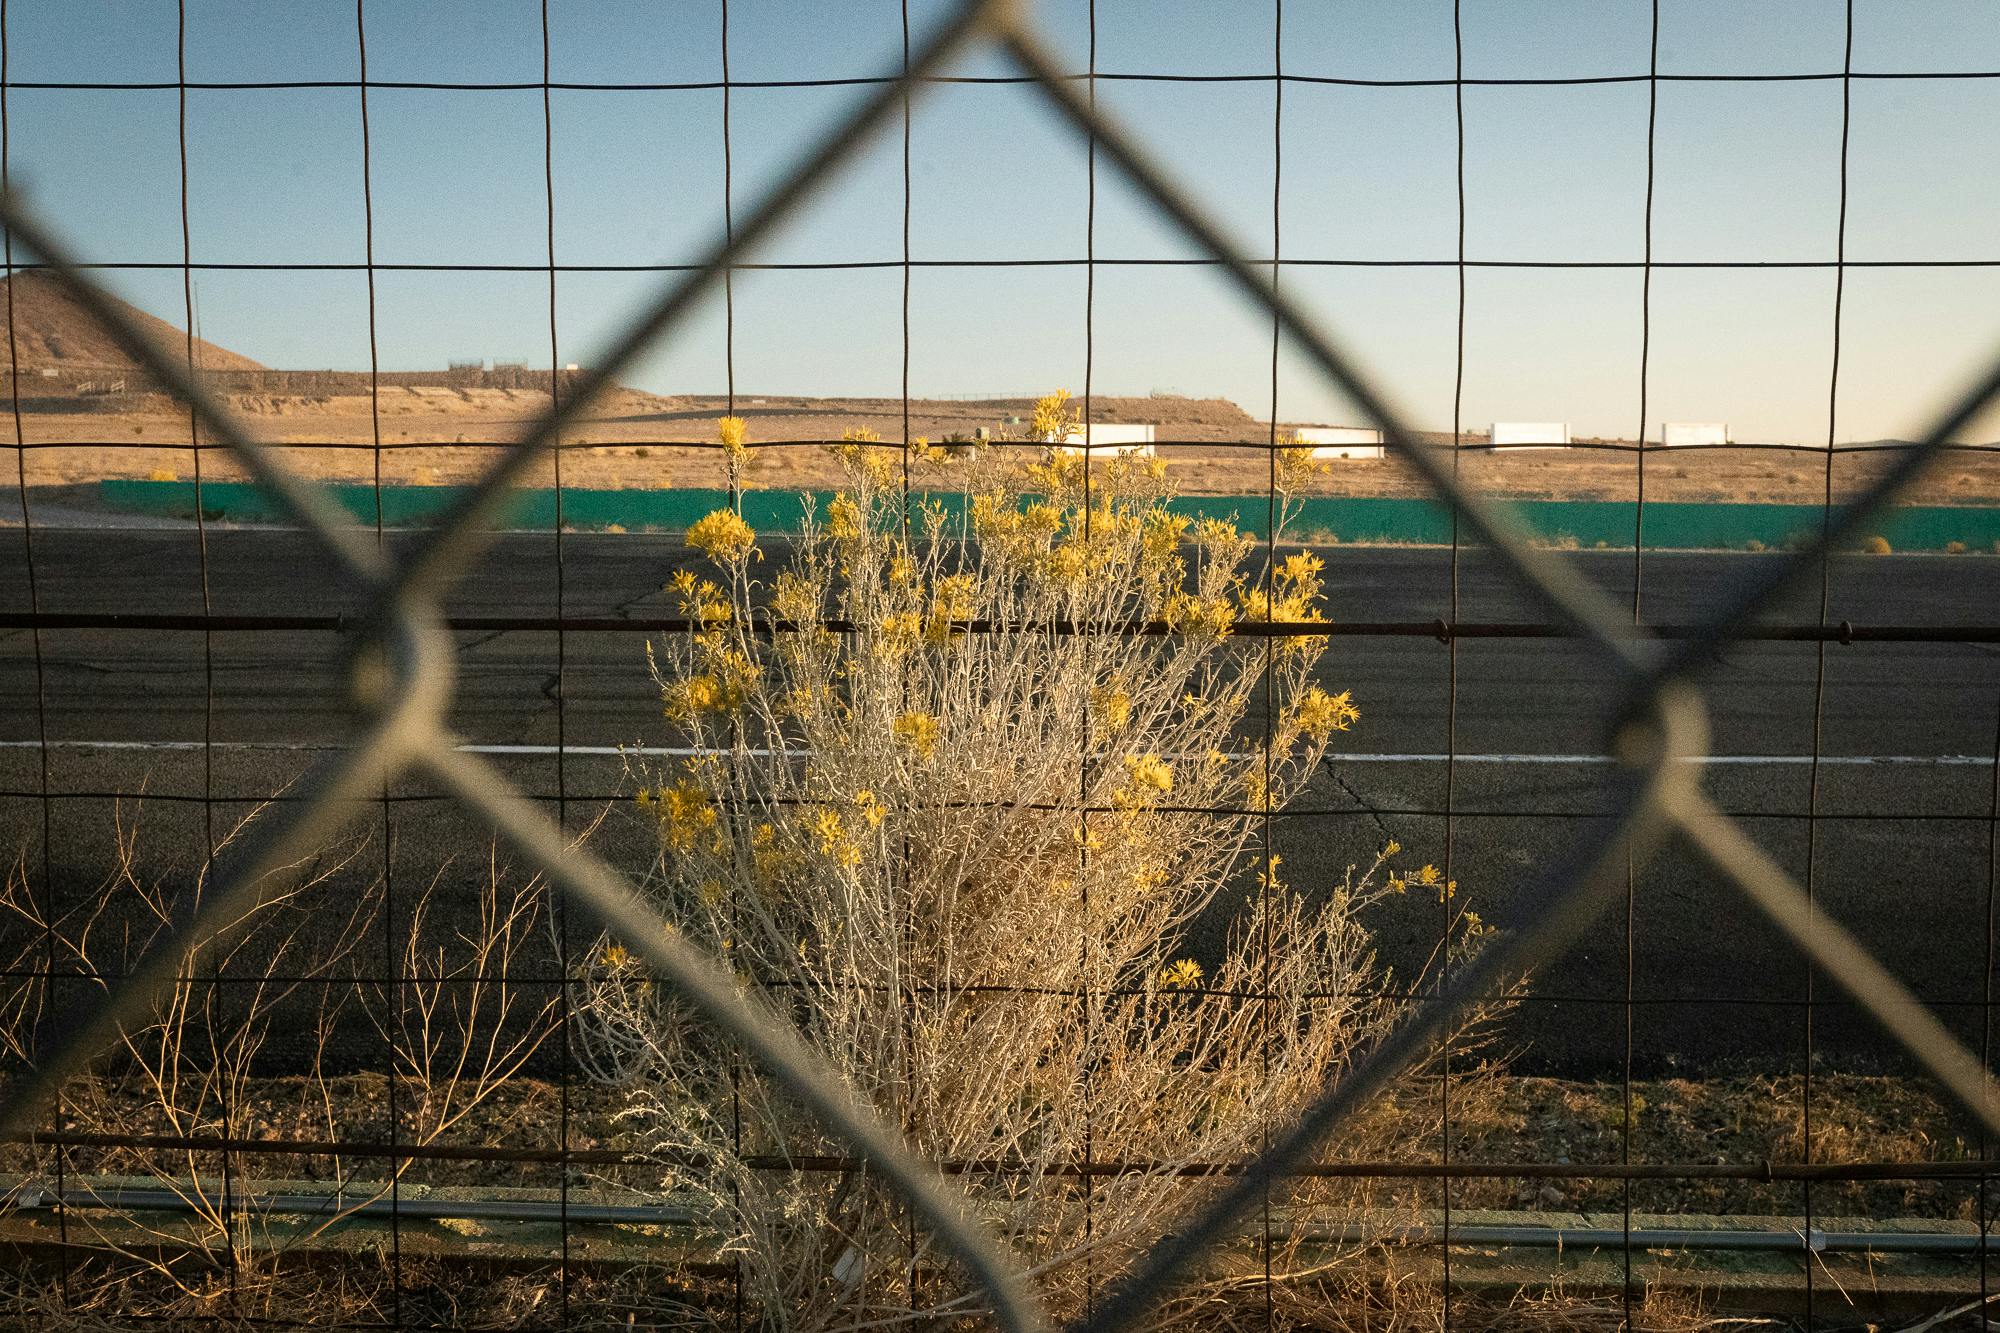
0;739;1989;767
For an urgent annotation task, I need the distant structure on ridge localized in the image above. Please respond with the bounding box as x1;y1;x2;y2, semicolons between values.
1291;425;1385;460
1054;422;1157;458
1487;421;1571;450
1661;421;1730;447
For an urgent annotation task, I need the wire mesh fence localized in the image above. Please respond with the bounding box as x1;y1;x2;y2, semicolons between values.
1;0;1998;1329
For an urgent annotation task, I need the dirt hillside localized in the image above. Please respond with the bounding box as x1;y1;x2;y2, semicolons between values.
0;271;264;373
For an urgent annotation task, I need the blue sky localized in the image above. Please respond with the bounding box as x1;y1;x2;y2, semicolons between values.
4;0;1999;443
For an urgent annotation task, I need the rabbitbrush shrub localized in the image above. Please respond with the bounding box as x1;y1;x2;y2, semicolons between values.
579;401;1493;1331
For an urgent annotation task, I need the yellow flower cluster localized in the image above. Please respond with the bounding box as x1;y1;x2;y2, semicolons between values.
1192;516;1242;550
826;493;864;543
809;808;861;868
686;507;757;563
893;710;940;759
1237;585;1315;624
1275;442;1327;494
638;777;718;854
669;569;732;626
773;570;820;625
1116;753;1174;809
1126;753;1173;793
1091;682;1132;730
751;821;801;888
873;611;923;660
1030;388;1081;444
1025;452;1085;500
662;644;758;721
1162;590;1236;639
666;674;726;719
969;492;1063;564
1387;862;1457;903
1158;958;1204;990
1048;540;1091;585
1142;510;1190;566
832;427;898;486
1277;550;1323;587
926;573;976;645
1290;686;1359;743
1105;449;1170;482
717;415;748;463
1239;550;1330;654
1240;551;1327;622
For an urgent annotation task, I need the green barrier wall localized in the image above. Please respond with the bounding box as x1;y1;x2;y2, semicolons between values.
99;479;2000;553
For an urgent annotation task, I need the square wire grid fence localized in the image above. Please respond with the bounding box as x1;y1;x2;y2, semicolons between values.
2;0;2000;1330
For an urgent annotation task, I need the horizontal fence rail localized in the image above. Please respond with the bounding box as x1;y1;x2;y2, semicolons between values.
6;609;2000;642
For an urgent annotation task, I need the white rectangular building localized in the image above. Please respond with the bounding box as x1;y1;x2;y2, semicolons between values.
1291;425;1385;460
1487;421;1571;450
1054;422;1157;458
1661;421;1730;447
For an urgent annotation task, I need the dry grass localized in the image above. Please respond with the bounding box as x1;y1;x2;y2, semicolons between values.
0;800;568;1328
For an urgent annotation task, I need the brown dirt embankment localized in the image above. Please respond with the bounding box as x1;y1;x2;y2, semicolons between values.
6;386;1997;508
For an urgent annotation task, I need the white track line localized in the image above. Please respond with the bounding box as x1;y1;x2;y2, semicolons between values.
0;739;1988;767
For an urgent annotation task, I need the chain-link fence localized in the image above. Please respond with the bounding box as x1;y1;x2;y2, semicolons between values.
2;0;1999;1328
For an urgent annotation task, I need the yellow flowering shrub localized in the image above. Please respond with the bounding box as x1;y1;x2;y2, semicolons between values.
598;391;1492;1332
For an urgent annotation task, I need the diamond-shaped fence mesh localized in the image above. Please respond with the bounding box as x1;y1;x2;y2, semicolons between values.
2;0;1999;1329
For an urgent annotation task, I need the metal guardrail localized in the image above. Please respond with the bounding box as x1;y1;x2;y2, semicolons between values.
3;0;1999;1329
11;1179;1998;1260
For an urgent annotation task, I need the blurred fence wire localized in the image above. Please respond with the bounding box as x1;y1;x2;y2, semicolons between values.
4;0;2000;1329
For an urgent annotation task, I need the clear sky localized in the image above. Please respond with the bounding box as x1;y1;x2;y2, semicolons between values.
4;0;1998;444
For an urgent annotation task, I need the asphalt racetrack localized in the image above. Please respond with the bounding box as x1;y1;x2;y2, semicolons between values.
2;525;1997;1077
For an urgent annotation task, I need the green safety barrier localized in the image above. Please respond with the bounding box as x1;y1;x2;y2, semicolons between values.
99;479;2000;553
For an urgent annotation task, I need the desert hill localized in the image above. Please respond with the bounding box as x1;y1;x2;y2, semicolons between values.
0;271;263;373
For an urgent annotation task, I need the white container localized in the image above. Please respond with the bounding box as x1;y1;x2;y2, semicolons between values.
1054;422;1157;458
1661;421;1730;447
1487;422;1570;450
1291;425;1385;460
